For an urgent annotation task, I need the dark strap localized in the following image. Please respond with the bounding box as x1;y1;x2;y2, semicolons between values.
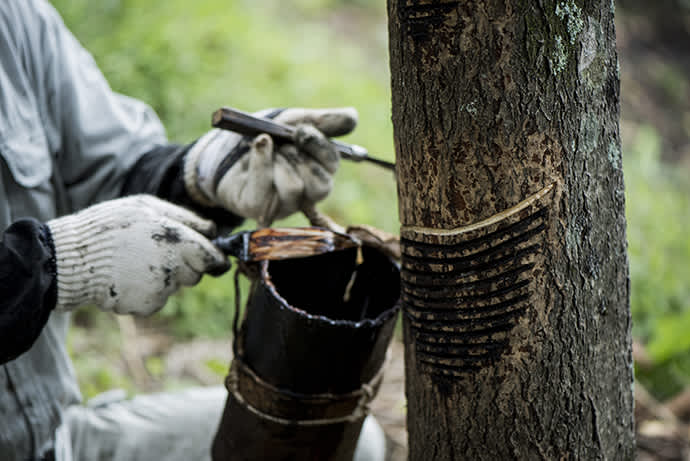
211;109;286;191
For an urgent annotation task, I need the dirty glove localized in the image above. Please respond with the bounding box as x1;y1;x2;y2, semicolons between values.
47;195;229;316
183;107;358;225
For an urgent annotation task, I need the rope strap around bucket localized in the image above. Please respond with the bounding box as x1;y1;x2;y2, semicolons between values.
225;354;388;426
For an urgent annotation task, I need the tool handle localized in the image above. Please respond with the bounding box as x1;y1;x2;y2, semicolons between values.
212;107;395;170
212;232;248;260
213;107;295;140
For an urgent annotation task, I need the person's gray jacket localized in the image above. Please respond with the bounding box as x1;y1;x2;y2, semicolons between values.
0;1;236;458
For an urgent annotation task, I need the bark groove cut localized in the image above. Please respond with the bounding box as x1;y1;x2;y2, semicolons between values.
401;184;554;377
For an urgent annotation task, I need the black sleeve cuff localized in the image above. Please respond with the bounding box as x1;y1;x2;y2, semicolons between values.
121;143;245;231
0;219;57;364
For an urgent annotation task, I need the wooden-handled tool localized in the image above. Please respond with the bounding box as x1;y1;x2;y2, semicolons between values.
213;227;360;262
212;107;396;171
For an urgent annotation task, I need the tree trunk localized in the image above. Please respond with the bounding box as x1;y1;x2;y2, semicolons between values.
387;0;634;459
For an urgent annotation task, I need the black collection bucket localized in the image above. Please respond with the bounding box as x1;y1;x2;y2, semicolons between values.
212;244;401;461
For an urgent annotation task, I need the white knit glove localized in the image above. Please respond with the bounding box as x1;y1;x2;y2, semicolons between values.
183;107;358;226
47;195;229;316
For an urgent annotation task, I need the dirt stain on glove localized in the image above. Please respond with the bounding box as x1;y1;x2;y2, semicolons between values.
151;226;182;244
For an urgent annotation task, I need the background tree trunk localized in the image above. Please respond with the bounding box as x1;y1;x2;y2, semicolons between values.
387;0;634;459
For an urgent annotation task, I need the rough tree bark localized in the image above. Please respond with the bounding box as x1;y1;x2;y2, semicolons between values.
387;0;634;459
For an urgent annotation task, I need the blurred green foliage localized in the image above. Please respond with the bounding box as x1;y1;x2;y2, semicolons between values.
67;311;137;397
625;125;690;399
52;0;690;400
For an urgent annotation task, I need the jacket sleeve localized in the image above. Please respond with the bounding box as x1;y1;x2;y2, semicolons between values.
24;0;243;229
23;0;169;210
0;219;57;365
121;143;245;230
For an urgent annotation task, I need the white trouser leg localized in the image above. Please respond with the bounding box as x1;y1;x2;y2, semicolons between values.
62;386;226;461
59;386;385;461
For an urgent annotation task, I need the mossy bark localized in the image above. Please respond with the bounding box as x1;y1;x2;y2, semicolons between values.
387;0;634;459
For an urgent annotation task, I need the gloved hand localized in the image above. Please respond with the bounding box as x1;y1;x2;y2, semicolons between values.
183;107;358;226
47;195;229;316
